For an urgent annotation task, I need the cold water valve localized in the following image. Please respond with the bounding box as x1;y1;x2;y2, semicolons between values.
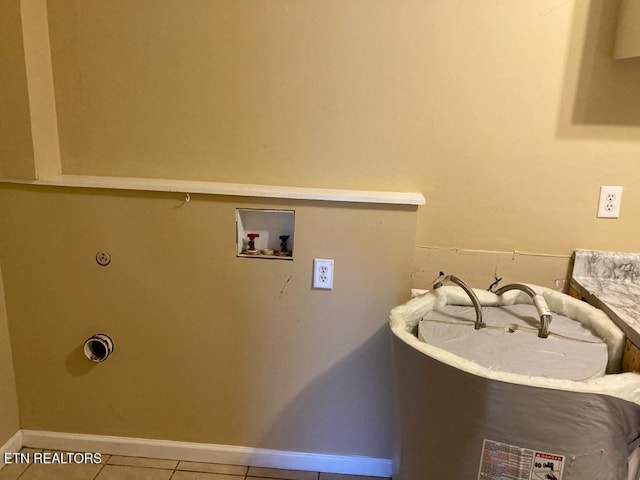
277;235;290;257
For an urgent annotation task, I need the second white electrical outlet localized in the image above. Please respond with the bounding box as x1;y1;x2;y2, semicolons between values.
597;186;623;218
313;258;334;290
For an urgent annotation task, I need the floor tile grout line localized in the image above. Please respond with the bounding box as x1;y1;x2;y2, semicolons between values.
14;462;30;480
12;447;32;480
91;464;102;480
90;454;107;480
170;457;178;479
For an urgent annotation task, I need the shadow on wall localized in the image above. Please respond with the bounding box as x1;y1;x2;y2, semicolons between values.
254;325;394;459
66;345;94;376
558;0;640;136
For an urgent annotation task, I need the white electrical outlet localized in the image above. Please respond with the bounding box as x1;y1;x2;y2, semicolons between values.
313;258;334;290
597;186;623;218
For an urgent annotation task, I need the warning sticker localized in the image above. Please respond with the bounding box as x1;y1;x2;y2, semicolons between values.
531;451;564;480
478;439;565;480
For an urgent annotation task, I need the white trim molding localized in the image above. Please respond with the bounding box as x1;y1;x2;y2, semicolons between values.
21;430;392;478
0;430;23;471
0;174;426;206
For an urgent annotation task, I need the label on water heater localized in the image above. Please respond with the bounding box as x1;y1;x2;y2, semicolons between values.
477;439;565;480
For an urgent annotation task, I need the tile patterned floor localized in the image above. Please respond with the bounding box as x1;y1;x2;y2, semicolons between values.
0;448;389;480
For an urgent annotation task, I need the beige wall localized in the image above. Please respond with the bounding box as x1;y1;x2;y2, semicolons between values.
0;184;416;457
0;266;20;447
39;0;640;287
20;0;61;178
0;0;35;179
614;0;640;59
409;0;640;289
2;0;639;260
47;0;414;191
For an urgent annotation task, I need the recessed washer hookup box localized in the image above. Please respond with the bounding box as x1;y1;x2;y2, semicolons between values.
236;208;295;260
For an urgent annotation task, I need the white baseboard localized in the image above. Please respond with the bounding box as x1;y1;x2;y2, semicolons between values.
0;430;23;471
21;430;391;478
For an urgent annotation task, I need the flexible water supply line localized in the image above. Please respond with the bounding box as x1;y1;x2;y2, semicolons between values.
433;274;486;330
493;283;552;338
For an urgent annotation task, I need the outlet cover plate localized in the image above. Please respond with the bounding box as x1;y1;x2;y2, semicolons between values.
597;185;623;218
313;258;334;290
